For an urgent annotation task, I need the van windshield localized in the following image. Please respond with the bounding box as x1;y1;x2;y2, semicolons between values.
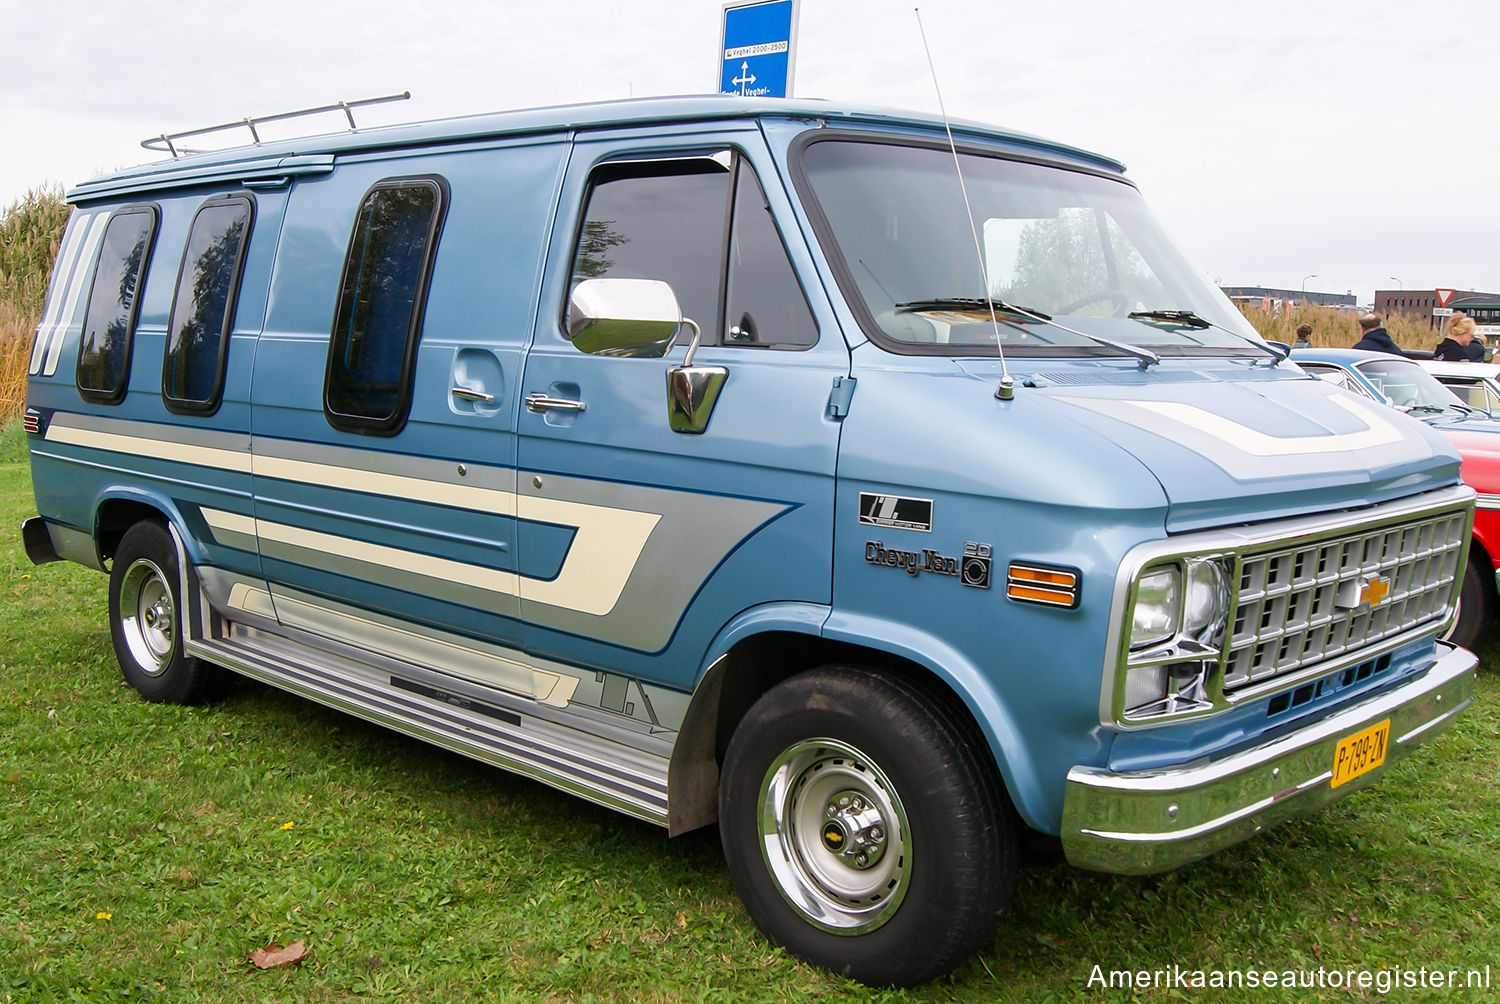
798;138;1264;355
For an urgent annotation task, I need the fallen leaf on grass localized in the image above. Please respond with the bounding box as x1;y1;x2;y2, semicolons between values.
250;940;308;969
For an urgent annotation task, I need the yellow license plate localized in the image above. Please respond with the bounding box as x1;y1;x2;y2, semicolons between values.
1330;719;1391;789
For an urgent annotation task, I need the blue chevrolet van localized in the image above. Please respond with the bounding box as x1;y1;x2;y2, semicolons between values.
23;96;1477;985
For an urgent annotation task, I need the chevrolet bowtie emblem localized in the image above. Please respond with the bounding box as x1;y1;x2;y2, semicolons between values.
1359;575;1392;608
1336;574;1392;611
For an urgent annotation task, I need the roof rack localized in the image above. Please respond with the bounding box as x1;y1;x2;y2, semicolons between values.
142;91;411;158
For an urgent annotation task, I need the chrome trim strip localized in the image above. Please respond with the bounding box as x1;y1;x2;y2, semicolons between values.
242;586;581;708
1062;643;1475;874
187;625;672;826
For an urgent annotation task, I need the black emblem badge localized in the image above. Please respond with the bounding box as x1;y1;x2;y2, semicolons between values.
961;542;992;589
859;492;933;532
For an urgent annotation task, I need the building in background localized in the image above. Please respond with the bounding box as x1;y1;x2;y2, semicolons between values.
1220;285;1357;310
1376;288;1500;329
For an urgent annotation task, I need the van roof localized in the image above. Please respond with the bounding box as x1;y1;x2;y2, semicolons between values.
68;94;1126;203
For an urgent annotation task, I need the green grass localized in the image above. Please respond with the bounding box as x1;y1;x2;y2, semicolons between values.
1;419;1496;1002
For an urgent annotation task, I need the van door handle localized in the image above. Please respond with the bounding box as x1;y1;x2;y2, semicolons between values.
451;386;495;404
524;392;587;414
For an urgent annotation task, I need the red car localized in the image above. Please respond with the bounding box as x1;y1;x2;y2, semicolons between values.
1435;427;1500;647
1294;347;1499;648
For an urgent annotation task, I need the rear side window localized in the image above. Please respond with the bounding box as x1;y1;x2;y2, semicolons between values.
325;176;448;434
162;194;255;414
76;206;159;403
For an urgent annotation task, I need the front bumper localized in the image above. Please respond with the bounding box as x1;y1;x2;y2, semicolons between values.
1061;643;1476;874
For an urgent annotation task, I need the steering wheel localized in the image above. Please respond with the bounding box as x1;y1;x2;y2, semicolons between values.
1056;289;1130;317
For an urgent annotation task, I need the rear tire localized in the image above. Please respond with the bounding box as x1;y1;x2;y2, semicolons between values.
719;665;1016;986
1445;554;1494;652
108;520;223;704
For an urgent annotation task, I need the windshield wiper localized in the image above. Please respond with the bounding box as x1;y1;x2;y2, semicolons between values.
1128;309;1210;328
896;297;1051;320
1129;307;1288;365
897;297;1160;369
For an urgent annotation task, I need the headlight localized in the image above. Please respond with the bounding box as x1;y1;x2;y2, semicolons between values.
1119;556;1233;722
1183;558;1229;644
1130;567;1179;649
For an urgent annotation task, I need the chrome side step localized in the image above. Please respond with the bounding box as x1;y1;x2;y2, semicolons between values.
184;610;672;828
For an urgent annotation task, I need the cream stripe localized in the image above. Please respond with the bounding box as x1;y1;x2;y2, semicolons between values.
203;509;257;536
1130;395;1402;456
204;506;658;618
56;418;662;619
47;424;253;472
249;458;662;610
260;518;524;593
517;499;659;614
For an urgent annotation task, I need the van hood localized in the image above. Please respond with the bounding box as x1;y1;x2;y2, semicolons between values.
974;364;1463;532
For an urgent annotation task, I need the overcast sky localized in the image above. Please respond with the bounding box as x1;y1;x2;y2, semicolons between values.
3;0;1496;303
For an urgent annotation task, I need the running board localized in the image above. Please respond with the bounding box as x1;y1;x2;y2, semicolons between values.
185;618;672;828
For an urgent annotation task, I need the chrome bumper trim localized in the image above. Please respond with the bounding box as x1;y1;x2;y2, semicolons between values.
1061;643;1476;874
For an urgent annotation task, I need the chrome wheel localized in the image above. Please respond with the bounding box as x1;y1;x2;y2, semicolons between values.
117;557;176;676
758;738;911;933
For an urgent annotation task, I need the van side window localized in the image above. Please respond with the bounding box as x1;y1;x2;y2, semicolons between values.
571;161;729;341
76;206;159;403
568;156;816;349
724;163;817;347
162;194;255;414
325;176;448;434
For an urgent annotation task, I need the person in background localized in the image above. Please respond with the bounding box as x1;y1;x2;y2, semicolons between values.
1433;313;1485;362
1351;313;1401;355
1293;323;1313;348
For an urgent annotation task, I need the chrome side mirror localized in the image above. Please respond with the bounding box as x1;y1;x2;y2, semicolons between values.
667;319;728;434
565;277;728;433
568;278;682;358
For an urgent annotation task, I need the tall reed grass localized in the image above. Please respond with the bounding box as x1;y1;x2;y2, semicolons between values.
1236;301;1450;352
0;186;69;317
0;186;69;418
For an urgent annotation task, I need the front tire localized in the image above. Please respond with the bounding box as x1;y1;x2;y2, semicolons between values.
1445;554;1494;652
719;666;1016;986
108;520;223;704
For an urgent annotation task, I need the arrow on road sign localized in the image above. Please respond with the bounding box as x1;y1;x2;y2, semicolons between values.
733;61;757;94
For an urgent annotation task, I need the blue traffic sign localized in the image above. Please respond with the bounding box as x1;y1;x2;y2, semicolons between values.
719;0;799;98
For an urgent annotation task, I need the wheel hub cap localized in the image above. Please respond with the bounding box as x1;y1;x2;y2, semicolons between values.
821;790;886;869
757;738;911;934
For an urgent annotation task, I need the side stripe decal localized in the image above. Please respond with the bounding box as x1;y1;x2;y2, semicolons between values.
31;212;107;376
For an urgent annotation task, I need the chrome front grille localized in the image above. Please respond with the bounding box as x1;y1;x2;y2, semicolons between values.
1224;510;1468;691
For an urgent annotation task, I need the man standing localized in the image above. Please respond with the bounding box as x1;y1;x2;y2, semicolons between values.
1352;314;1402;355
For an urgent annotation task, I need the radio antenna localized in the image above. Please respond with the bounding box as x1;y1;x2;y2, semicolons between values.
915;8;1014;401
